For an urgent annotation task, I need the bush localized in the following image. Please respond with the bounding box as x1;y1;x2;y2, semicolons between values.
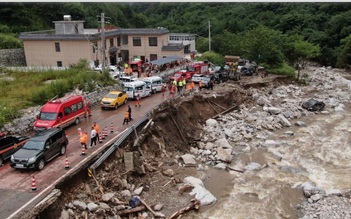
268;62;295;78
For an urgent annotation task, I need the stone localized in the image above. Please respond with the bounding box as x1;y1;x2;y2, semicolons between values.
120;190;132;198
206;118;219;127
99;202;110;209
181;154;197;166
73;200;87;211
295;121;306;127
263;106;282;115
102;192;115;202
216;138;232;149
263;140;277;147
284;131;294;136
278;114;291;127
216;147;232;163
87;202;99;212
154;203;163;211
205;142;215;150
59;209;70;219
214;162;227;170
244;162;262;171
162;168;175;177
133;186;143;195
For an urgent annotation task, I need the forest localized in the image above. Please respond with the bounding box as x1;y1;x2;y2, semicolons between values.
1;2;351;68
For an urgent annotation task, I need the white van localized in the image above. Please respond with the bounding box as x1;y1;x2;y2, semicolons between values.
143;76;165;94
123;81;152;99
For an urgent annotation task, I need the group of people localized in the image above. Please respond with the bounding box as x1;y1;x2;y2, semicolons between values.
169;78;197;97
79;121;100;149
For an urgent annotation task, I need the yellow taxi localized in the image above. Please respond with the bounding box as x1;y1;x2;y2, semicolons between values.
100;91;128;110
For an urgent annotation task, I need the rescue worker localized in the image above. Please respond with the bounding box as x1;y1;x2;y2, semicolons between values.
93;122;100;141
128;67;133;76
199;80;203;91
80;131;88;149
123;110;130;125
86;100;92;117
186;82;192;95
135;94;141;107
161;84;166;96
137;67;142;78
177;79;182;95
172;85;177;98
182;78;186;93
190;80;195;95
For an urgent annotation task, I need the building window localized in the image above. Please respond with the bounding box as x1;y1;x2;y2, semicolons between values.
55;42;60;52
110;38;114;47
149;37;158;47
133;37;141;47
150;54;157;61
117;37;121;46
57;61;62;67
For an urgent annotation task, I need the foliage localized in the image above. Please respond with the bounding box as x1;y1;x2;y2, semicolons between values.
0;60;115;128
196;51;225;66
336;35;351;69
268;62;296;78
0;33;22;49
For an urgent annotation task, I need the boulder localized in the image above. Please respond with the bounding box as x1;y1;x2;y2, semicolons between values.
206;118;218;127
216;147;232;163
181;154;197;166
102;192;115;202
87;202;99;212
73;200;87;211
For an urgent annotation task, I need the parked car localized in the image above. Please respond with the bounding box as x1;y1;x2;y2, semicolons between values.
214;71;229;83
302;99;325;112
100;91;128;110
200;75;214;88
34;95;87;132
10;128;68;171
169;70;192;82
191;74;205;84
0;135;29;166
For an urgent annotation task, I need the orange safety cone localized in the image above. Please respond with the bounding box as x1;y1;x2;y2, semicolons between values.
64;156;70;169
110;122;114;133
31;176;37;191
101;131;105;139
81;145;86;156
104;127;108;137
98;133;103;143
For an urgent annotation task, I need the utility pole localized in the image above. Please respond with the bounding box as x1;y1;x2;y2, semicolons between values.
101;13;106;73
208;20;211;52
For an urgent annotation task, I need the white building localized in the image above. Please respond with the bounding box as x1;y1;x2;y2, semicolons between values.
168;33;196;53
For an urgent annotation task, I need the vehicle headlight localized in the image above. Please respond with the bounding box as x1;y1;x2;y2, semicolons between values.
10;155;14;162
28;157;36;163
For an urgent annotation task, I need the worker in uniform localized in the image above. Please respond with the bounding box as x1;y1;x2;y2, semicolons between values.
135;94;141;107
161;84;166;96
123;110;130;125
86;100;92;117
199;80;203;91
93;122;100;142
80;131;88;149
190;80;195;95
90;126;97;147
128;105;132;121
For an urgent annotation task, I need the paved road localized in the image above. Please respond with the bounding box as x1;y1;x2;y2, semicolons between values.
0;91;169;219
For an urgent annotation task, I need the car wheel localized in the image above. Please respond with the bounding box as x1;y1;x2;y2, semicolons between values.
75;118;79;125
114;104;118;109
0;156;3;166
37;159;45;171
60;145;66;155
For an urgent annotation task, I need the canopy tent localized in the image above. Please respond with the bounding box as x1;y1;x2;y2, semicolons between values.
150;56;182;66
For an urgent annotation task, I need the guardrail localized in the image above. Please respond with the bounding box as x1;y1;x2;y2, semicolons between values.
89;111;151;171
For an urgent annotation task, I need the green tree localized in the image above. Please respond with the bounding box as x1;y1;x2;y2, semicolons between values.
197;51;225;66
336;35;351;69
0;33;22;49
286;35;320;79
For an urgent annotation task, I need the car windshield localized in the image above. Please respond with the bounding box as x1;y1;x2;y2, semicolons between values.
39;112;57;121
22;140;44;150
124;87;133;92
145;81;151;85
106;94;117;99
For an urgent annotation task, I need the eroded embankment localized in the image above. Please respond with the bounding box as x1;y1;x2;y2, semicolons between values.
39;79;287;219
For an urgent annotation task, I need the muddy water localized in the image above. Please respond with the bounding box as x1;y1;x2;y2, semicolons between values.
193;109;351;219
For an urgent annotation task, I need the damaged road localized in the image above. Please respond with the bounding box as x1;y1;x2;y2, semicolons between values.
39;64;351;219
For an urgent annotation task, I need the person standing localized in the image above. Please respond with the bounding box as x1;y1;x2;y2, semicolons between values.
128;105;132;121
80;131;88;149
86;100;92;117
135;94;141;107
90;126;97;148
93;122;100;142
199;80;203;91
190;80;195;95
161;84;166;96
123;110;130;125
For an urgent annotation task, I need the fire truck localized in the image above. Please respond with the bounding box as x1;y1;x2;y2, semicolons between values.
187;61;209;76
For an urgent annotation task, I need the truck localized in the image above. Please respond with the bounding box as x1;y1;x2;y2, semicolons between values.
187;61;209;76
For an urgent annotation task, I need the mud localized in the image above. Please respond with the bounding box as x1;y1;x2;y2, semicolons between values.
40;76;292;219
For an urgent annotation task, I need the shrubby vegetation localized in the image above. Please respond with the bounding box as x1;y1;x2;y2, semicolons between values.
0;59;114;128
